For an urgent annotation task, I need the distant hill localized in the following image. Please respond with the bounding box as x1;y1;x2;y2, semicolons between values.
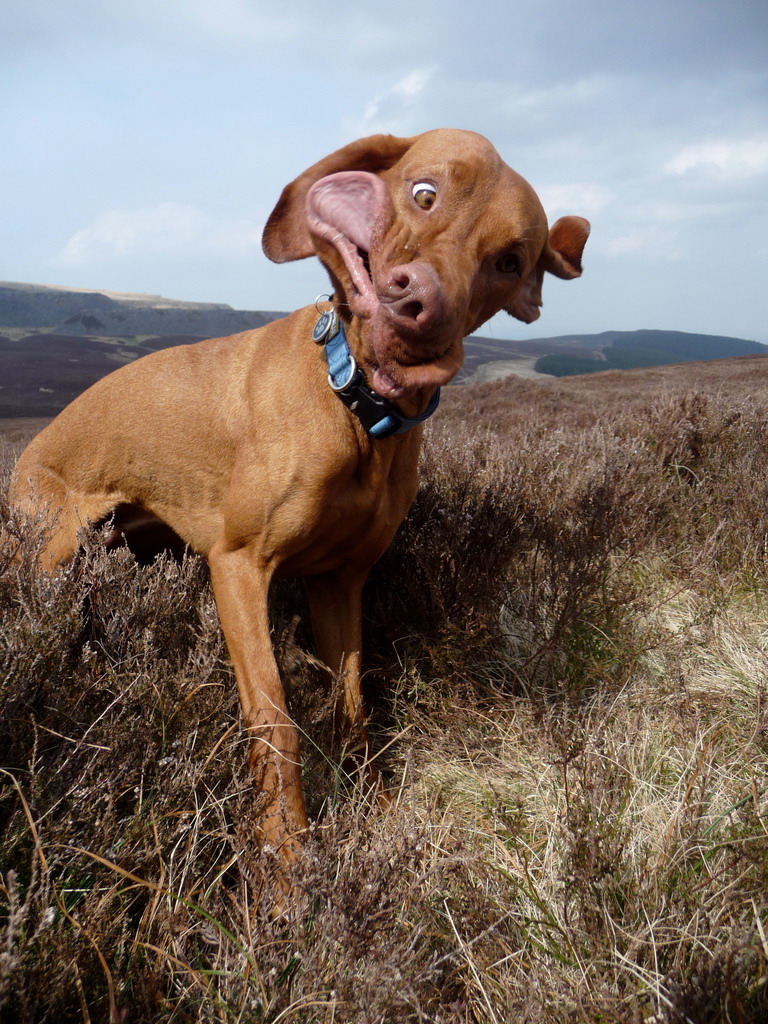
0;281;284;338
0;281;287;416
1;281;764;416
532;329;766;377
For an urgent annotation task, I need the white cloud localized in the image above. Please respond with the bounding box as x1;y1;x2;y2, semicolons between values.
358;67;437;134
603;225;682;260
538;183;614;217
147;0;311;47
4;0;309;53
392;69;433;99
502;74;616;118
57;203;263;265
665;136;768;180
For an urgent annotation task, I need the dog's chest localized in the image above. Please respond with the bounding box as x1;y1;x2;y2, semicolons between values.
265;447;419;577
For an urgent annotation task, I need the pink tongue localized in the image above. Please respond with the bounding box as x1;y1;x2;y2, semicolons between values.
372;368;409;399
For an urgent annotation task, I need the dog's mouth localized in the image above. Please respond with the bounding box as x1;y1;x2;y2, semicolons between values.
352;247;378;315
306;172;462;399
364;338;463;399
306;172;382;317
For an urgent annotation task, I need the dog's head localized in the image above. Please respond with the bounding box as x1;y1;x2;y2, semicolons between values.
263;129;590;400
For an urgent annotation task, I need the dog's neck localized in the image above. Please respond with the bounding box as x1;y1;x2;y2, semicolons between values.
312;309;440;439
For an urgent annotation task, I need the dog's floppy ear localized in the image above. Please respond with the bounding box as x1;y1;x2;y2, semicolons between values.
540;216;591;279
263;133;418;263
507;216;590;323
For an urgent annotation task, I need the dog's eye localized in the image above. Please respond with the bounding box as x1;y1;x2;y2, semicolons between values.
495;253;520;274
412;182;437;210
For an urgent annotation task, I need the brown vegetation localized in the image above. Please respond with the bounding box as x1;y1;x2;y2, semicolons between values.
2;357;768;1022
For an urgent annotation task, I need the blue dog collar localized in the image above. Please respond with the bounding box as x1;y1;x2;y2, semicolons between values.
313;310;440;440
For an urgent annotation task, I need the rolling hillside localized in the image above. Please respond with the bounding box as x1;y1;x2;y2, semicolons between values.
1;280;764;416
532;329;765;377
0;280;284;337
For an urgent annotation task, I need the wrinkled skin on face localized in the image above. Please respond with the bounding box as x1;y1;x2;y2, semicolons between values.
263;129;590;403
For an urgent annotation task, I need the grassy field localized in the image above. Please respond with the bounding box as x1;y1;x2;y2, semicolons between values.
2;358;768;1022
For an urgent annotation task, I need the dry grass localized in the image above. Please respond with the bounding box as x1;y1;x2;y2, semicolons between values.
2;359;768;1022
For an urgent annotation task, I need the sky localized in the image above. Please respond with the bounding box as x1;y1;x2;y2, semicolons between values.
2;0;767;342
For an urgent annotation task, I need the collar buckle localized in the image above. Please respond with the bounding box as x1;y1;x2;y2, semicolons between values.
327;354;359;392
315;310;440;439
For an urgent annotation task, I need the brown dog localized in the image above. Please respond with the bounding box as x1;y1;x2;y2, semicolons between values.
11;129;589;888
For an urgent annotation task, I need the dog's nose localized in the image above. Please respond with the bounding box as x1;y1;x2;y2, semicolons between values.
381;261;445;334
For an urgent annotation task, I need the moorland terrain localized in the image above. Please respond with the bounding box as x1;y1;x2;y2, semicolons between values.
1;280;764;415
2;330;768;1021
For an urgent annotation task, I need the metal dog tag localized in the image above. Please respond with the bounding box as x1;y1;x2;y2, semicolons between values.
312;309;339;344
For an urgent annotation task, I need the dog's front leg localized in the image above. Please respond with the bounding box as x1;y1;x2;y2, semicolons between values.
305;571;382;793
208;545;308;879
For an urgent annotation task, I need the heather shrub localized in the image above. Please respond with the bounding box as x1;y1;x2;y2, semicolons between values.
2;368;768;1023
371;418;664;696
